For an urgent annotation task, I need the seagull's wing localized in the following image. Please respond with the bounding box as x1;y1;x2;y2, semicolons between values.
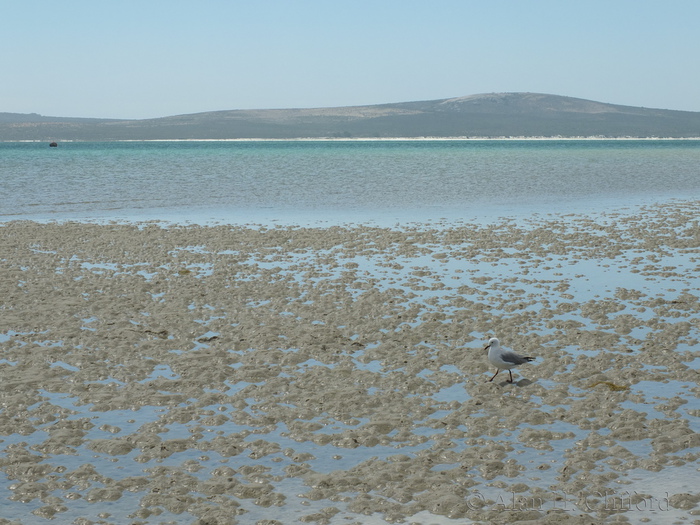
501;351;534;365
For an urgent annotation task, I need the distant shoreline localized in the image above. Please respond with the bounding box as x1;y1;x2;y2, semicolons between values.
4;136;700;143
5;94;700;141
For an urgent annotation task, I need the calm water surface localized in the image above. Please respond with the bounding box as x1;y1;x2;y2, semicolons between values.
1;140;699;223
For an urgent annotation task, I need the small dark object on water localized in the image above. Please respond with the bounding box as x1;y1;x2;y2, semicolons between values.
49;142;58;147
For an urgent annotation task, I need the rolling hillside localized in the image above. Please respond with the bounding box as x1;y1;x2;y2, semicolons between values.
2;93;699;140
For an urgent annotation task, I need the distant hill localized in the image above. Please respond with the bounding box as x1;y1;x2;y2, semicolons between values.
2;93;700;141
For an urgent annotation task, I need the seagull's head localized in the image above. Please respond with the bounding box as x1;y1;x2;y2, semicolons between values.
484;337;499;350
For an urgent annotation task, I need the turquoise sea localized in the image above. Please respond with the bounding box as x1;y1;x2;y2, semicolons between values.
2;139;699;223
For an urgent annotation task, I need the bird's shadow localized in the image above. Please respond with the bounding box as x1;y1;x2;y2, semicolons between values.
493;378;533;387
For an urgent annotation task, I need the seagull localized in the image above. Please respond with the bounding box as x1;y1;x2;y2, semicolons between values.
484;337;535;383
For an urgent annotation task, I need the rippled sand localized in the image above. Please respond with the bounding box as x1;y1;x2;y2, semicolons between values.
1;201;699;524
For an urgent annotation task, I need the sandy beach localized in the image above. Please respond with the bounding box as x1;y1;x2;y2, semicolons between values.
1;201;699;524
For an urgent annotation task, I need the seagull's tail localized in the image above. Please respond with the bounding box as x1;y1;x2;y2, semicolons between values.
523;356;536;362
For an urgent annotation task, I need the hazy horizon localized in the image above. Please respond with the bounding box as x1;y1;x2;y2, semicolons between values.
4;1;700;119
5;91;700;122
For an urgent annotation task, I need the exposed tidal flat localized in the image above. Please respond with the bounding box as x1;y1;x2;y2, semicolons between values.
1;200;699;524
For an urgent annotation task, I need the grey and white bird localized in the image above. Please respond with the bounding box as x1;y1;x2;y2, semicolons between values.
484;337;535;383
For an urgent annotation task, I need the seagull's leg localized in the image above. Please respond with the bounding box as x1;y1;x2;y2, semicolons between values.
488;369;499;382
507;370;514;383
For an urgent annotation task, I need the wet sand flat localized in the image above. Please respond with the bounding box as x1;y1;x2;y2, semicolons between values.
1;201;699;524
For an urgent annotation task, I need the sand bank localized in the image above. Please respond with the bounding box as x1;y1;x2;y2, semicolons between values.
1;201;699;524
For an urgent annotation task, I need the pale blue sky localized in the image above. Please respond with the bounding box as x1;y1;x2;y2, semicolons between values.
4;0;699;119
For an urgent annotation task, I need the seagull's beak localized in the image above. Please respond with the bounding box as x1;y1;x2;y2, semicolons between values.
483;343;490;351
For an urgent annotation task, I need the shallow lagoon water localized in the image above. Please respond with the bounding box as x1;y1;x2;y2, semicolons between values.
2;139;700;223
1;198;699;524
